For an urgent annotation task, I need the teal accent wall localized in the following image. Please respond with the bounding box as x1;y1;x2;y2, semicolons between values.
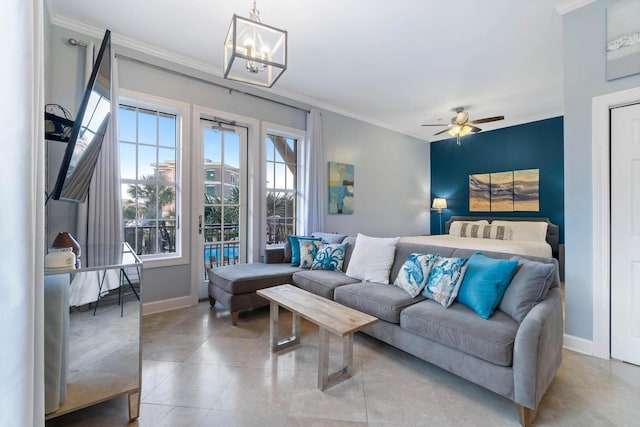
430;117;564;244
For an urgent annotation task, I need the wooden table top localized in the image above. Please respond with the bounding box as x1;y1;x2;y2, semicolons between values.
257;284;378;336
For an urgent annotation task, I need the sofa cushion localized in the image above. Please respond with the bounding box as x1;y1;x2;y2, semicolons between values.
208;263;300;295
499;257;556;322
457;252;519;319
292;270;360;300
400;299;519;366
311;243;348;271
345;233;400;284
334;282;424;323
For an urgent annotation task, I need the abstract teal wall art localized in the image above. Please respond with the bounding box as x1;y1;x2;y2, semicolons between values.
328;161;354;214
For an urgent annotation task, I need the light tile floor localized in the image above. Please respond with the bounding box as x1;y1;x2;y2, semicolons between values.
47;301;640;426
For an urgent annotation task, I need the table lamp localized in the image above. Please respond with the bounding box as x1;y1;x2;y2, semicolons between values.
431;198;447;235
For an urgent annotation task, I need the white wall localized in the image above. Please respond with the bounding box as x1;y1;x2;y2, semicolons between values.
562;1;640;341
46;24;429;305
323;111;430;237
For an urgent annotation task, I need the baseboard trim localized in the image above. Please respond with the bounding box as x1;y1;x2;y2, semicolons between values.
563;334;597;356
142;295;196;316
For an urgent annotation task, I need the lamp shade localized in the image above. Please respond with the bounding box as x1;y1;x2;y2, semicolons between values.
223;14;287;88
432;198;447;209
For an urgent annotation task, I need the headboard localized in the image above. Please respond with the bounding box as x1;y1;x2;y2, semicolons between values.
444;216;560;257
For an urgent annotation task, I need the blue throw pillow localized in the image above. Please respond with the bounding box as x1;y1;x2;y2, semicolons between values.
299;239;324;269
288;235;320;266
421;256;468;307
394;253;440;297
457;252;519;319
289;234;321;267
311;243;348;271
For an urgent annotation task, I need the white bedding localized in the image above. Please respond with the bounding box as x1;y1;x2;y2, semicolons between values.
400;235;552;258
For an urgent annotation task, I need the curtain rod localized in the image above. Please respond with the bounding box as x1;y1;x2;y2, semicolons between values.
114;53;310;114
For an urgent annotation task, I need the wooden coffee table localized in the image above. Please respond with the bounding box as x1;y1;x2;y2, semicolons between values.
257;284;377;390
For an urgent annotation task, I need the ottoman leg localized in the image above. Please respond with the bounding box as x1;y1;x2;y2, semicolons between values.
209;296;216;307
231;311;239;326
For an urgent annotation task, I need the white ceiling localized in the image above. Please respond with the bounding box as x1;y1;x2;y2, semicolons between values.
46;0;569;141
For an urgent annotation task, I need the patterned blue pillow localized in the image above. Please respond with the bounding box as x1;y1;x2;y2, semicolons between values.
311;243;348;271
394;253;440;297
299;239;324;268
421;256;469;308
288;235;320;266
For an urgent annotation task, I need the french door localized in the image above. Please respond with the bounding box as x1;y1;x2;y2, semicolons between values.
196;119;247;299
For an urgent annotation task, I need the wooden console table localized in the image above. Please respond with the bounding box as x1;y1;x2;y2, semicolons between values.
257;284;377;390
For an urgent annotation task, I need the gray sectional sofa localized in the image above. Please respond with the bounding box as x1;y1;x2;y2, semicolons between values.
208;236;563;426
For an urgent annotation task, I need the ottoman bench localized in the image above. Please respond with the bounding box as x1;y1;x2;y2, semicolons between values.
208;262;299;325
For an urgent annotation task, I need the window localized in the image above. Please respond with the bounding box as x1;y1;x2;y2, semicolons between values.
265;134;298;245
119;101;183;260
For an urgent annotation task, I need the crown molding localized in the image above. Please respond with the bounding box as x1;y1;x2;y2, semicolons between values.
555;0;596;15
44;12;428;142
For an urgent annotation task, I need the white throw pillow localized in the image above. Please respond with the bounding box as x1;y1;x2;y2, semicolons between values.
492;221;548;242
345;233;401;284
449;220;489;236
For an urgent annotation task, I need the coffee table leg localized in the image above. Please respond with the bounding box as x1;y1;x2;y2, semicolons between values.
318;329;354;391
269;301;300;352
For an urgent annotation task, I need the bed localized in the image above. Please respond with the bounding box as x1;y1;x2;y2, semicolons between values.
402;216;559;259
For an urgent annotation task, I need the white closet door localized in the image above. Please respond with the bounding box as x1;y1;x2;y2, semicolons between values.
611;102;640;365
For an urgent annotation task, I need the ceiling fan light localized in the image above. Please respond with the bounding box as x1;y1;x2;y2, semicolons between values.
448;125;462;136
459;125;473;137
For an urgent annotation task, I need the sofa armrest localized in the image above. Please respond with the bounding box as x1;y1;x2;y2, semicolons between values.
513;287;563;410
265;247;285;264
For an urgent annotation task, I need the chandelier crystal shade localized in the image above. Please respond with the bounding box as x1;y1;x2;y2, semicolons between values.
223;2;287;88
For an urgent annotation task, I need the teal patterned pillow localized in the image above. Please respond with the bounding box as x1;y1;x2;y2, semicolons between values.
299;239;324;269
289;235;320;266
311;243;348;271
394;253;440;297
421;256;469;308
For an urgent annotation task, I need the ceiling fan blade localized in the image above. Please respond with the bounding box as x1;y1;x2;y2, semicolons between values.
433;128;451;136
421;123;448;127
468;115;504;125
470;126;482;133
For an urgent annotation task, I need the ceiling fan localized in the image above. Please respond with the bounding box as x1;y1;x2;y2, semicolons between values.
422;107;504;144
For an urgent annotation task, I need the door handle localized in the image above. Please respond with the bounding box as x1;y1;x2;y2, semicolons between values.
198;215;202;235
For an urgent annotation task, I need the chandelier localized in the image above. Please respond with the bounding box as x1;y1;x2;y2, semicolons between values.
223;1;288;88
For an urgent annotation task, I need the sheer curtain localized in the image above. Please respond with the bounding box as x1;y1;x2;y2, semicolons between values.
71;49;123;306
303;109;325;234
0;0;45;424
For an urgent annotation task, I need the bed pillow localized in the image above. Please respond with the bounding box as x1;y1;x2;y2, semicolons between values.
421;256;469;307
311;232;347;244
458;223;511;240
499;257;556;322
457;252;519;319
492;220;548;243
311;243;348;271
345;233;401;284
299;239;324;268
394;253;440;297
288;235;321;266
449;220;489;236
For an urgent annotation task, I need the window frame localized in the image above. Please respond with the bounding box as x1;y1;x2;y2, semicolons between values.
261;122;306;250
119;89;190;268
